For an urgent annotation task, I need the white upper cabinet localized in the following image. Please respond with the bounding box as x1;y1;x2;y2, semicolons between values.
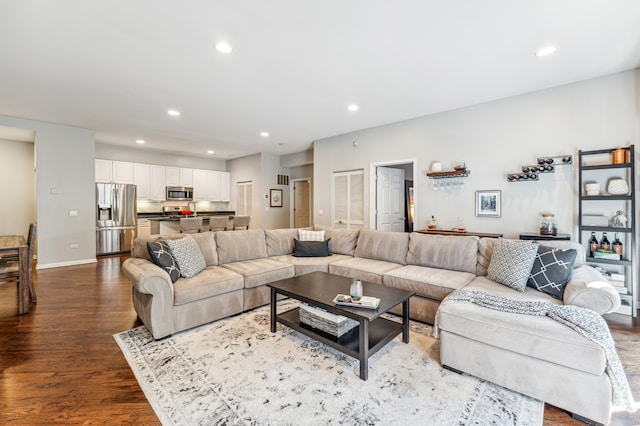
166;166;193;187
149;165;166;201
112;161;134;184
206;170;231;201
95;159;112;183
219;171;230;202
192;169;208;201
133;163;151;200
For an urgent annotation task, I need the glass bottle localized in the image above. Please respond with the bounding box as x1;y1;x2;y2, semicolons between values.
589;232;599;257
539;213;557;236
600;232;610;251
427;215;437;230
350;279;363;301
612;233;623;256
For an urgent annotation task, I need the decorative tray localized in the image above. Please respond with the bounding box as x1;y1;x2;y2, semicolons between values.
333;295;380;309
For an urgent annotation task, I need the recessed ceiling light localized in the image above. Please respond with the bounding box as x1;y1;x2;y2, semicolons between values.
347;104;359;112
207;150;215;155
167;109;180;117
260;132;269;137
215;42;233;54
535;45;557;57
136;139;145;144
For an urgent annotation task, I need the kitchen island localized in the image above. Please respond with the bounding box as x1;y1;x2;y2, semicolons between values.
143;211;235;234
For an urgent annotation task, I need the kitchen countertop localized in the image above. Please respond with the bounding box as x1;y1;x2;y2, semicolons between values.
139;211;235;219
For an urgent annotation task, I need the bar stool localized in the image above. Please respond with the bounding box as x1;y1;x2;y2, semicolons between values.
0;224;37;307
209;216;228;232
179;217;203;234
232;216;250;230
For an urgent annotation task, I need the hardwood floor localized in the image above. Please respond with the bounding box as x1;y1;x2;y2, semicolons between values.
1;255;638;425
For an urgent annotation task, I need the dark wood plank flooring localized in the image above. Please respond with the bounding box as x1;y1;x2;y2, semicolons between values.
0;255;638;424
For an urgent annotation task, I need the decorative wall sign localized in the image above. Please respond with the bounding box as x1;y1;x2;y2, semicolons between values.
476;190;501;217
270;189;283;207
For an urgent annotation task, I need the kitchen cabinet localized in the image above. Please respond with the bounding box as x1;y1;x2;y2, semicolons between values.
134;164;166;201
193;169;208;201
578;145;636;316
149;165;166;201
137;219;151;237
206;170;231;201
95;159;112;182
166;166;193;187
112;161;134;184
133;163;151;200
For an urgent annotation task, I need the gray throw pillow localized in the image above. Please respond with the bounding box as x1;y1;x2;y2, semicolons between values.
487;238;539;291
293;239;331;257
167;236;207;278
527;245;577;299
147;239;181;283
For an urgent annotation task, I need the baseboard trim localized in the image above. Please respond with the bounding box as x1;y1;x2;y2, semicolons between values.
36;258;97;270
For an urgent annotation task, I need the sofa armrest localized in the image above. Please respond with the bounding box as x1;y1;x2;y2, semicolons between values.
122;257;175;303
563;265;620;314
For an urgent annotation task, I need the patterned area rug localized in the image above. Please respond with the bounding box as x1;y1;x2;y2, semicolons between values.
114;301;543;425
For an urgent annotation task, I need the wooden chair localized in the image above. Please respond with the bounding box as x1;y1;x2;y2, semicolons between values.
0;224;37;303
179;217;203;234
209;216;228;232
232;216;250;230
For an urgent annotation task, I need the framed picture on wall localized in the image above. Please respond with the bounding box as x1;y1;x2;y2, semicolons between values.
475;190;501;217
270;189;283;207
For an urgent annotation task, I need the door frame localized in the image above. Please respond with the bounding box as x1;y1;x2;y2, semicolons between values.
369;158;418;231
289;178;311;228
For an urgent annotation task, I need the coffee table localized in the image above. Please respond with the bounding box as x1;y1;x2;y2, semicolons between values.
268;271;414;380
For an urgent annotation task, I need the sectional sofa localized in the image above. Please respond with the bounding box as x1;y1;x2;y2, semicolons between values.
122;227;622;424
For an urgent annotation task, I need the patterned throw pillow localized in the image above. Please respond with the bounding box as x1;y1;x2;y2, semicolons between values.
293;239;331;257
487;238;539;291
167;236;207;278
298;229;325;242
527;245;577;299
147;240;181;283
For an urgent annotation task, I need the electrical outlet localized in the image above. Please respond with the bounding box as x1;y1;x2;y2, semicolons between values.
69;210;78;217
70;244;79;249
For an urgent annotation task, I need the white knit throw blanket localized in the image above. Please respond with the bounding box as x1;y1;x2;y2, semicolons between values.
434;289;636;413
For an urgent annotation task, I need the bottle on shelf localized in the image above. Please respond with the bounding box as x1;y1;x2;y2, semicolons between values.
612;233;623;256
589;232;599;257
600;232;611;251
427;215;437;230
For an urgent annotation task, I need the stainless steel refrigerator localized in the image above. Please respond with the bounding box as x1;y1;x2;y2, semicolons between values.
96;183;137;255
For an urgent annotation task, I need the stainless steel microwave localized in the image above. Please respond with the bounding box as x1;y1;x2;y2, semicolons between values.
166;186;193;201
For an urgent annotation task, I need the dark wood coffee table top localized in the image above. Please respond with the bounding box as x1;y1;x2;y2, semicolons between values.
268;271;414;320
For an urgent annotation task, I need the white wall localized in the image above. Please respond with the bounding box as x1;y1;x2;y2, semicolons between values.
95;143;227;170
261;153;290;229
0;139;36;236
314;70;640;239
227;154;264;228
0;115;96;268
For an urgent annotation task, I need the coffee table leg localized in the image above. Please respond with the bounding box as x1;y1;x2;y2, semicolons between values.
359;319;369;380
402;298;410;343
270;287;277;333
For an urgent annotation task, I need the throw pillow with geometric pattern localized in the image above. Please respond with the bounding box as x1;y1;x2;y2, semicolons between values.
147;239;181;283
527;245;577;299
487;238;539;291
167;236;207;279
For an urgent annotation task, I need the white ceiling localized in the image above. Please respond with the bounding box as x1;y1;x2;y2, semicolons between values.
1;1;639;159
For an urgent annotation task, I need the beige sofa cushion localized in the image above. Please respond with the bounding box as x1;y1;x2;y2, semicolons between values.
383;265;475;301
216;230;268;264
265;228;298;257
407;233;479;274
272;254;351;276
354;229;408;265
314;226;360;256
438;276;606;376
132;232;219;266
222;258;294;288
173;267;244;306
329;257;403;284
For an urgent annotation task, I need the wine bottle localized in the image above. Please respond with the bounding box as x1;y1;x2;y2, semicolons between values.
600;232;610;251
522;166;530;173
537;159;545;166
589;232;598;257
612;233;623;256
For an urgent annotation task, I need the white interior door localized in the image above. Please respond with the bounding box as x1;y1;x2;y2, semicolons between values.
293;179;310;228
376;166;405;232
333;170;364;229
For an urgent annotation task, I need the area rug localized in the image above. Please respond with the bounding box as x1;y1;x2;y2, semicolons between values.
114;301;543;425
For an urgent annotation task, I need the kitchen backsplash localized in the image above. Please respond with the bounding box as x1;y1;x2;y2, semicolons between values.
137;200;231;214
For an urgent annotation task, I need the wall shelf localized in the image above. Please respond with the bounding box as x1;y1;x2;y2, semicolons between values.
426;170;470;179
506;154;572;182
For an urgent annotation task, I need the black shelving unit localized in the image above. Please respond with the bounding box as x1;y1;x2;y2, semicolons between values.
578;146;636;316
